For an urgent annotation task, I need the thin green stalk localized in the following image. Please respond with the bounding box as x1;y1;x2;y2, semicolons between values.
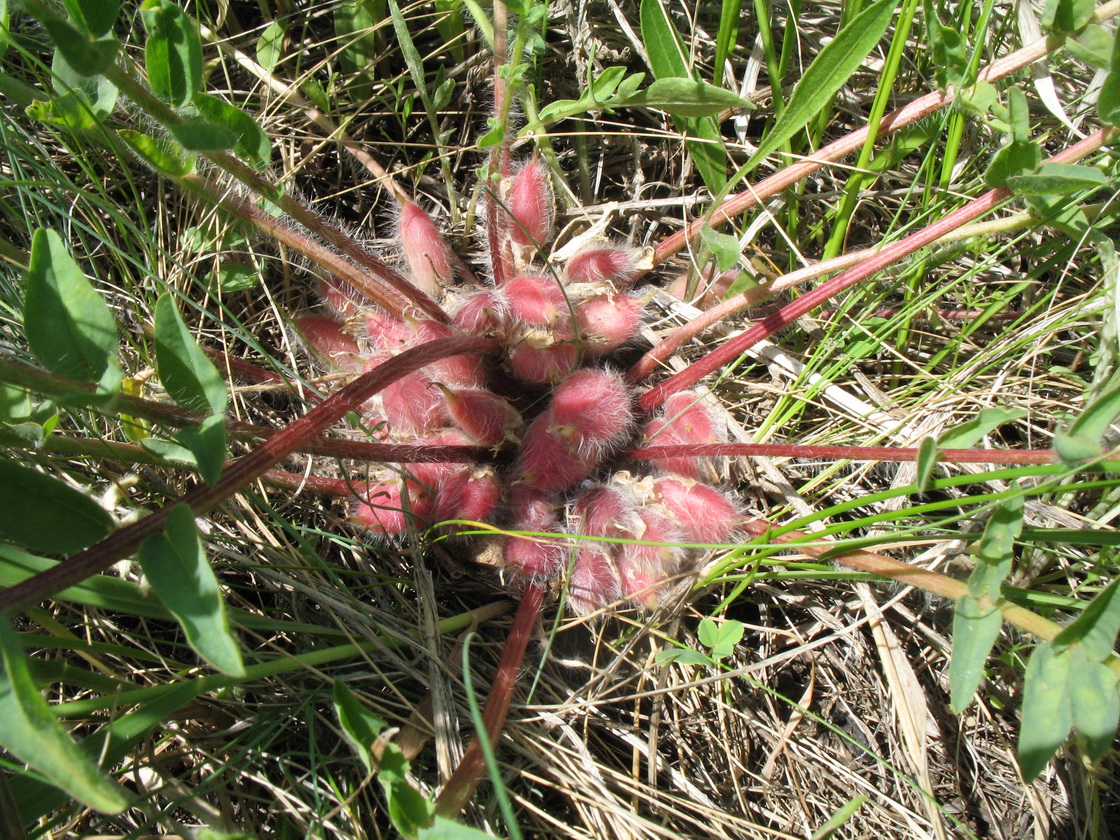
822;0;919;260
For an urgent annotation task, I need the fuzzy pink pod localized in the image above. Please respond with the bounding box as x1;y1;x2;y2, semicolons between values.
643;391;724;480
414;321;486;388
380;370;451;434
546;368;633;458
508;161;553;248
503;486;566;578
574;293;644;356
517;418;598;491
564;244;634;285
653;476;739;544
318;274;370;319
294;315;364;372
350;477;435;536
426;465;501;529
443;386;523;445
505;274;569;326
507;341;577;384
616;508;686;609
568;482;638;539
398;201;452;296
453;288;509;335
568;545;622;615
366;311;415;352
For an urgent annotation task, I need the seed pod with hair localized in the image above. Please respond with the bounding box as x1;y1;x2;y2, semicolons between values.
350;476;435;536
453;288;509;336
507;160;553;249
294;315;363;372
398;201;452;296
643;390;725;480
564;244;634;286
380;370;451;434
503;486;566;579
441;385;523;446
616;508;686;609
575;293;645;356
568;545;622;615
653;475;739;544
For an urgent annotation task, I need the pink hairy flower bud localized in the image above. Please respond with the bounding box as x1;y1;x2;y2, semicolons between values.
574;293;644;356
564;244;634;285
643;391;724;480
504;487;566;579
366;311;414;352
568;545;622;615
294;315;363;372
653;476;739;544
453;288;509;335
414;321;486;388
568;483;638;539
318;274;370;318
442;386;523;445
349;477;435;537
508;161;553;248
422;464;501;529
505;274;568;326
399;201;452;296
381;370;451;433
547;368;633;456
616;509;686;609
508;342;577;384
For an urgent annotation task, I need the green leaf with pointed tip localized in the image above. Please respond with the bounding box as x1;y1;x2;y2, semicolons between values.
37;10;118;76
1068;649;1119;762
699;223;740;271
140;0;202;108
1099;30;1120;126
968;489;1023;602
1053;430;1103;464
1007;163;1109;196
1065;382;1120;456
117;128;193;176
166;119;237;151
0;621;130;814
256;19;284;71
25;229;119;384
138;504;245;676
0;457;115;554
153;293;227;415
640;0;690;80
925;3;966;89
1053;580;1120;662
1018;642;1073;781
914;435;939;492
620;78;753;117
949;595;1003;712
984;140;1043;188
937;408;1027;449
193;93;271;168
51;46;117;122
62;0;119;36
333;679;385;774
174;413;226;485
742;0;895;174
1041;0;1095;33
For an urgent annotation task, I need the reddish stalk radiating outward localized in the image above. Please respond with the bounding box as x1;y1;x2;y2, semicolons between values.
634;128;1114;410
0;337;494;614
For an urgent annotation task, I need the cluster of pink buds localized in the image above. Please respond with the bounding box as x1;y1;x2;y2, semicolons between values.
294;161;740;613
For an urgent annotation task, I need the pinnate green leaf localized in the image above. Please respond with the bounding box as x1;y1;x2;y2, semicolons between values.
138;504;245;676
0;621;129;814
0;458;115;554
141;0;203;108
1018;642;1073;781
24;229;119;384
949;595;1003;712
153;292;227;415
742;0;895;174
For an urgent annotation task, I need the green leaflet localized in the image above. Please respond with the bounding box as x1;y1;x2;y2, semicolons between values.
0;621;129;814
0;457;115;554
137;504;245;676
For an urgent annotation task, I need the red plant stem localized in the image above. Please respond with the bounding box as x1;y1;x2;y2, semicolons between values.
0;358;489;464
0;337;495;615
485;2;514;288
434;580;546;817
629;444;1057;465
635;128;1113;411
634;9;1120;279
